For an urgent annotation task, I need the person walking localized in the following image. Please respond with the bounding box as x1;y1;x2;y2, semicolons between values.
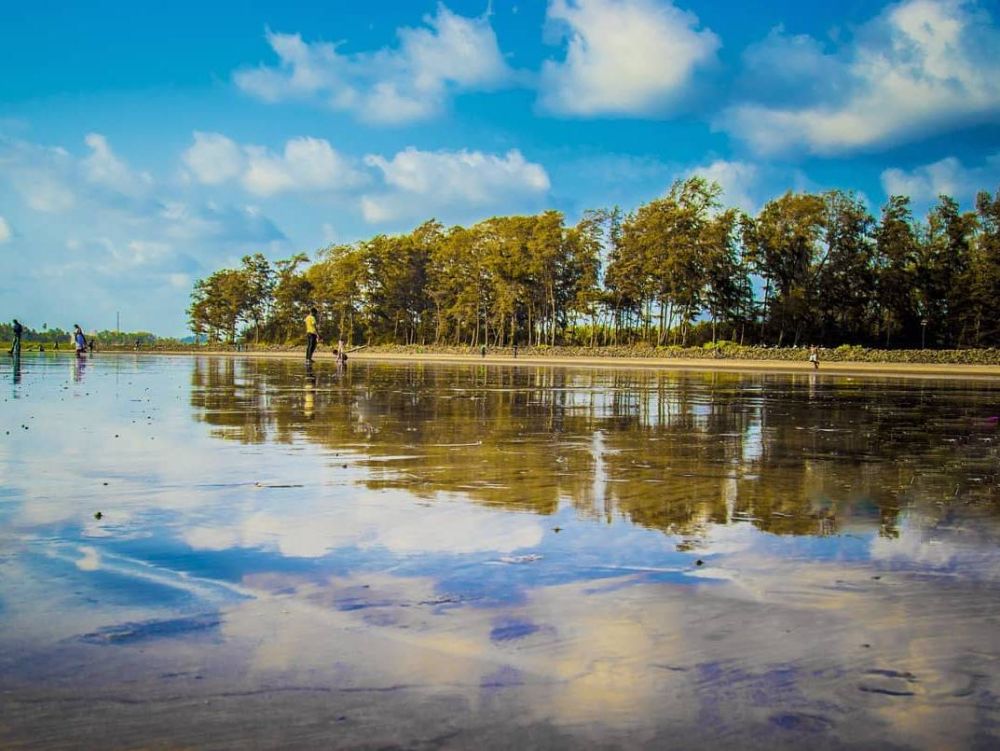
73;324;87;356
9;319;22;356
305;307;320;363
808;345;819;370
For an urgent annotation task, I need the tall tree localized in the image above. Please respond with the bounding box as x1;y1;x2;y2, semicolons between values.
814;191;875;344
240;253;275;344
743;191;826;345
874;195;919;346
270;253;313;342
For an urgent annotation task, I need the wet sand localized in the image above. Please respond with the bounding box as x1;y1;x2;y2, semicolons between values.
155;348;1000;381
2;354;998;749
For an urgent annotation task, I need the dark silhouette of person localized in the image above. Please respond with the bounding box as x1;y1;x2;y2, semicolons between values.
9;319;22;356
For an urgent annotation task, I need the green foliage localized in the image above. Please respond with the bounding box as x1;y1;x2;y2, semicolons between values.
186;183;1000;350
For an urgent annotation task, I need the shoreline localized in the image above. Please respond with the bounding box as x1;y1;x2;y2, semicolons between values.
39;347;1000;380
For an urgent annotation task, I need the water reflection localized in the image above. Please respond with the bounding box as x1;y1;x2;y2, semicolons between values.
1;354;999;749
190;358;999;541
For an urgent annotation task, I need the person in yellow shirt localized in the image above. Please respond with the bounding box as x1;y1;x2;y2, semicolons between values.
305;307;320;362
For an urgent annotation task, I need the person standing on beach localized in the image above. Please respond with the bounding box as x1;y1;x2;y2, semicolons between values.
9;319;22;356
73;324;87;356
809;345;819;370
305;307;320;363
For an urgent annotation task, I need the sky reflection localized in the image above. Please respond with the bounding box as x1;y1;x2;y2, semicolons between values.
1;353;998;748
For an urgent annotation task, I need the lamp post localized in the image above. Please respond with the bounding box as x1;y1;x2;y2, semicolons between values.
921;318;928;349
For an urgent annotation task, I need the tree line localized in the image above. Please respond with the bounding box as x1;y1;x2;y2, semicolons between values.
188;178;1000;349
0;322;157;346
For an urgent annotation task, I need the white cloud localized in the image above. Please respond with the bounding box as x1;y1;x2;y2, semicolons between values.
235;31;343;103
1;138;77;212
880;152;1000;203
24;173;76;213
244;137;365;196
158;200;284;244
82;133;152;197
736;26;847;107
182;133;365;196
538;0;719;116
361;147;550;223
183;492;545;559
722;0;1000;155
0;133;291;333
5;133;152;211
686;160;759;212
182;132;245;185
0;216;11;243
235;5;512;124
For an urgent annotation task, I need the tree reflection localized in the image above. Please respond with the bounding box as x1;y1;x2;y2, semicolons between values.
191;359;999;540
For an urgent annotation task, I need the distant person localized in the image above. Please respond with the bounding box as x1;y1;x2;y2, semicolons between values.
513;344;518;359
9;319;22;356
88;338;95;354
480;344;487;358
305;307;320;363
134;338;140;351
73;325;87;356
809;345;819;370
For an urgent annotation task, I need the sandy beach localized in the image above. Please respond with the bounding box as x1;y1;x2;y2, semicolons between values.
148;348;1000;381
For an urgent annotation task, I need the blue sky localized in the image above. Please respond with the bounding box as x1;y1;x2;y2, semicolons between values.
2;0;999;336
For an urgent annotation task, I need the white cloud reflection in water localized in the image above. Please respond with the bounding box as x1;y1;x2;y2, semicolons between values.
1;354;999;748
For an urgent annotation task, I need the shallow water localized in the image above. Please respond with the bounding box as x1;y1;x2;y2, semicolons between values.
1;353;999;749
